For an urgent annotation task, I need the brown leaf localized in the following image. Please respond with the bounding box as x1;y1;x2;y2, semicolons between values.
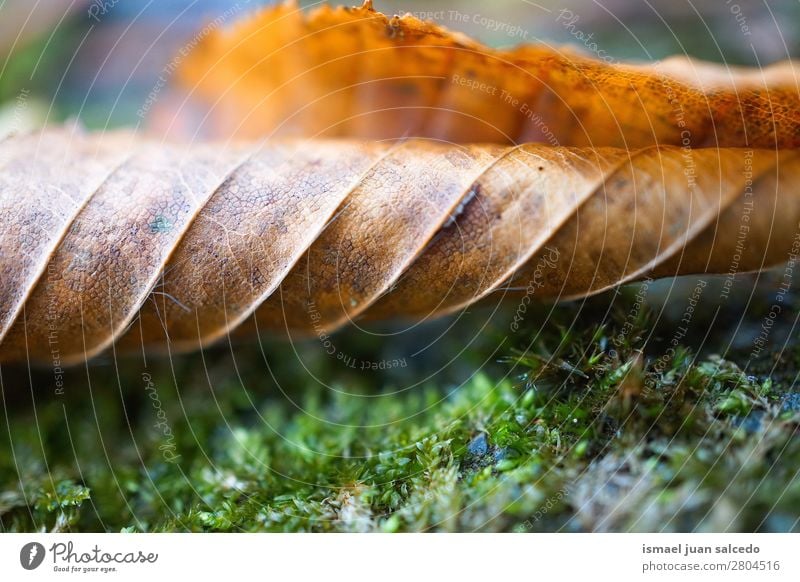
176;1;800;148
1;2;799;363
0;129;797;363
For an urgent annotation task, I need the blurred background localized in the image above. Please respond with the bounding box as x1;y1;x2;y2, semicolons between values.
1;0;799;133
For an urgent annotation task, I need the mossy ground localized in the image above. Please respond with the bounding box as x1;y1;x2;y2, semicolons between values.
1;274;799;532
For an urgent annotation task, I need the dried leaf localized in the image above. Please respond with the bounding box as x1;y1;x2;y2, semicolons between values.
0;129;797;363
1;2;799;363
177;1;800;148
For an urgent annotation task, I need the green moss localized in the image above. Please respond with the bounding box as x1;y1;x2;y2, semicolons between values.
1;278;799;532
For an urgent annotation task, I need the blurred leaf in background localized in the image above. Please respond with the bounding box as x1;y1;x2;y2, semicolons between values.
2;0;799;132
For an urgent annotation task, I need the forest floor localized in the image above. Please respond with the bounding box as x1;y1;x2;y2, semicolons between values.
1;274;799;532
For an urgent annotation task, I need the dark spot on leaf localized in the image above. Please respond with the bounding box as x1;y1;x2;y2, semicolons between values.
149;215;173;234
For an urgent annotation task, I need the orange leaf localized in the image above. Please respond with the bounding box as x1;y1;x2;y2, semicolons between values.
177;1;800;148
1;2;798;363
